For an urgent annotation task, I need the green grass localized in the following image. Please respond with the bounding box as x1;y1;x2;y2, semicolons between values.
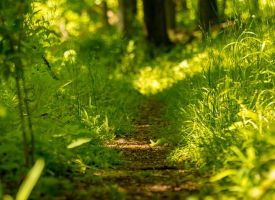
152;14;275;200
0;29;141;197
0;0;274;199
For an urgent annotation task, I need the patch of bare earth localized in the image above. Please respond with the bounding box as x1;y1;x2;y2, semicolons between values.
101;99;199;199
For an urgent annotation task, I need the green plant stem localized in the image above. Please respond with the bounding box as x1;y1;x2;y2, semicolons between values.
22;73;35;165
15;76;30;167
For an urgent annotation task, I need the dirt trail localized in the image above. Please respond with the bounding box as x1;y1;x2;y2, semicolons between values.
101;98;199;200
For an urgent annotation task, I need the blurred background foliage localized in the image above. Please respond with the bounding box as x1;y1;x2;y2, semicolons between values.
0;0;274;199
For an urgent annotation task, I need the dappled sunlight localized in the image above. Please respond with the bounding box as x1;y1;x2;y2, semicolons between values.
32;0;105;40
1;0;274;199
63;49;77;63
134;53;207;95
106;138;165;150
150;185;171;192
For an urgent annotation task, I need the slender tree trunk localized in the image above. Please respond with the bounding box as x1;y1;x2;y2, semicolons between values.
165;0;176;32
143;0;171;46
102;1;109;26
118;0;137;36
181;0;187;10
222;0;227;17
198;0;218;31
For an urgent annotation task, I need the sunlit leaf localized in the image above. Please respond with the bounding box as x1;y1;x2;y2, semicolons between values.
231;146;246;160
150;138;167;147
210;170;236;182
0;105;6;117
16;159;45;200
246;147;255;161
238;108;258;120
67;138;91;149
3;195;13;200
228;121;244;130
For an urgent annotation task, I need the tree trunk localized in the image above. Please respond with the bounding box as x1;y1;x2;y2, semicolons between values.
165;0;176;32
181;0;187;10
198;0;218;31
222;0;227;17
102;1;109;26
118;0;137;36
143;0;171;46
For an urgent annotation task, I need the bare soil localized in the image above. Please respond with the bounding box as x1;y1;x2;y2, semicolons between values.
99;98;200;200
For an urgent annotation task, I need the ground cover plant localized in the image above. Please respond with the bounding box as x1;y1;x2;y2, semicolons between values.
0;0;274;199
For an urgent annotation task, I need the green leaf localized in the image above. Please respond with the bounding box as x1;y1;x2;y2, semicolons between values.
0;105;6;117
210;170;236;182
16;159;45;200
150;138;167;147
67;138;92;149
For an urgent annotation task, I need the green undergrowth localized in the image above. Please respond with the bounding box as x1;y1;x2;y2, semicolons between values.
151;16;275;200
1;0;275;199
0;29;141;198
125;7;275;199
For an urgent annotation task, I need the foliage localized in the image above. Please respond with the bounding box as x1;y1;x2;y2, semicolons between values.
0;0;140;197
152;3;275;199
0;0;274;199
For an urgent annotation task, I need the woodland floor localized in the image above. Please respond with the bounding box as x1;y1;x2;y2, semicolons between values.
83;98;202;200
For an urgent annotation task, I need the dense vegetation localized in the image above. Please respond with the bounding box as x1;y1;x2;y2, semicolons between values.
0;0;274;199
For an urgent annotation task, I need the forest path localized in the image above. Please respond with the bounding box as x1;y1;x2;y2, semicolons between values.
101;98;199;200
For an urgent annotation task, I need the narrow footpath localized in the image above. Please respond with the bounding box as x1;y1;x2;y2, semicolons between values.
101;98;200;200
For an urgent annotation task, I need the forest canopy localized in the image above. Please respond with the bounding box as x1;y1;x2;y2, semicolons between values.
0;0;274;199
